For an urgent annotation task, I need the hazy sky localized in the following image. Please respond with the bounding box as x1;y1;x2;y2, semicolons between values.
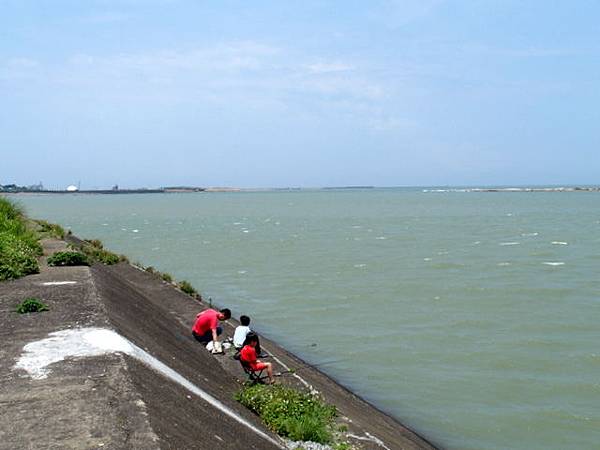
1;1;599;188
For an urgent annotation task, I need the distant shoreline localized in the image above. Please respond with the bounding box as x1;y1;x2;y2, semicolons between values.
422;186;600;193
2;185;599;195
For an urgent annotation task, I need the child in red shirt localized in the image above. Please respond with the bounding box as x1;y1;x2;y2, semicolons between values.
239;333;275;384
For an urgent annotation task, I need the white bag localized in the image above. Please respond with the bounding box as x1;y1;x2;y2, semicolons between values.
206;340;223;354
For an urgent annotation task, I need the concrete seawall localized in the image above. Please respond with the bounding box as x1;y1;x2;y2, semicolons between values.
0;237;439;450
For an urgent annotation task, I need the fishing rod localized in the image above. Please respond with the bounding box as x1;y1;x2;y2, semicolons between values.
276;357;350;376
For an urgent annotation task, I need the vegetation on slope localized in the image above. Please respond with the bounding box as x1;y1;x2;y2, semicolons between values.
16;297;49;314
47;251;89;266
78;238;128;265
0;198;42;280
235;384;337;444
35;219;67;239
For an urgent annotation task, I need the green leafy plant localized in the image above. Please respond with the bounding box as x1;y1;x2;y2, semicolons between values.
235;384;337;444
161;272;173;283
16;297;49;314
0;198;41;280
178;280;197;296
0;232;41;280
84;238;103;248
35;220;66;238
333;443;351;450
47;251;89;266
79;239;124;265
144;266;156;274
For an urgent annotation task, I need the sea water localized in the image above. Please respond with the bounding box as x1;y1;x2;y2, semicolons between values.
15;189;600;449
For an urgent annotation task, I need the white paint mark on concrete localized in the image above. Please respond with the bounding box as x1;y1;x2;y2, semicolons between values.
14;327;283;449
41;281;77;286
348;432;392;450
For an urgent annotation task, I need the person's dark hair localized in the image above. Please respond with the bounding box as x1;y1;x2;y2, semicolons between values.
243;332;259;346
240;315;250;326
220;308;231;320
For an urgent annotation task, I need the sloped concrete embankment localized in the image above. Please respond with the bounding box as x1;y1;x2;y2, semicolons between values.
91;262;438;450
1;237;438;450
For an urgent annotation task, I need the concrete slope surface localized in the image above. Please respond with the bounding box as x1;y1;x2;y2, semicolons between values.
1;237;439;450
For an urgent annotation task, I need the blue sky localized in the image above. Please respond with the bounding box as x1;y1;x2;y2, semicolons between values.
1;0;599;188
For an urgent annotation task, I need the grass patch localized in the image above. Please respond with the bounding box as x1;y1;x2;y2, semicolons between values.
178;280;197;296
79;238;127;265
235;384;337;444
47;251;89;266
35;219;66;239
161;272;173;283
0;197;41;280
16;297;49;314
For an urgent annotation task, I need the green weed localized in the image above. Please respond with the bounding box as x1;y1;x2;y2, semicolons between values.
79;239;123;265
16;297;49;314
0;198;41;280
333;443;351;450
47;251;89;266
35;220;66;239
235;384;336;444
178;280;197;296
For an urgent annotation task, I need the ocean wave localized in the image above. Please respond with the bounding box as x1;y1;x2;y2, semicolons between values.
499;242;520;246
431;262;464;269
521;232;539;237
543;262;565;266
552;241;568;245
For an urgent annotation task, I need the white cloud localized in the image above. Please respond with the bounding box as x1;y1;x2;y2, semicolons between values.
305;62;355;74
51;42;386;105
0;57;41;81
80;12;130;24
4;42;402;130
369;116;417;131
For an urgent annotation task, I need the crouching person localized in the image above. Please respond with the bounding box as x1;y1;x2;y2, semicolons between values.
240;333;275;384
192;307;231;349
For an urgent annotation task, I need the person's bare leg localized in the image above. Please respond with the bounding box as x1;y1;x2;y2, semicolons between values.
266;362;275;383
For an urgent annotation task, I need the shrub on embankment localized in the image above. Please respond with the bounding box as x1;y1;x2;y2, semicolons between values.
235;384;337;444
77;238;128;265
0;198;42;280
47;251;89;266
35;219;67;239
178;280;198;296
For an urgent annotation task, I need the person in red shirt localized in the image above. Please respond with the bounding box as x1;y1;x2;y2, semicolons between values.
192;307;231;344
240;333;275;384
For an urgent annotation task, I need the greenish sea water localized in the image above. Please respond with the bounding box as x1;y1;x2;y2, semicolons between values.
14;190;600;449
